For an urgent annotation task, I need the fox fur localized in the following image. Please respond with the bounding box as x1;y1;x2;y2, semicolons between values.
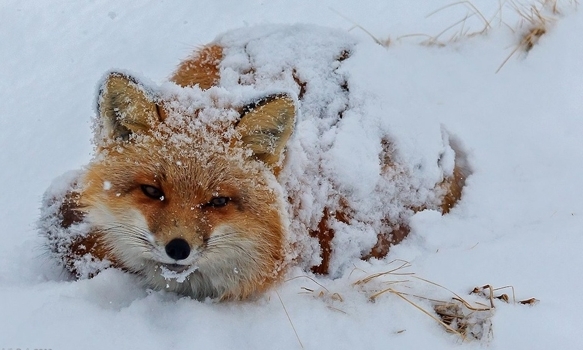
40;26;467;301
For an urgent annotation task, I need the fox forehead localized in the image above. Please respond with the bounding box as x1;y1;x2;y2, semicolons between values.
94;140;254;197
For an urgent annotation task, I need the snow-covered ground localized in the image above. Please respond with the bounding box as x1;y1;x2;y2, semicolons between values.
1;0;582;349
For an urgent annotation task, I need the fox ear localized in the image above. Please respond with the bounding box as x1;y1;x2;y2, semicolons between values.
97;72;160;140
236;94;296;167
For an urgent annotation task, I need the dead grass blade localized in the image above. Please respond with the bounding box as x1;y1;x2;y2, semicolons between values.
427;1;491;30
276;291;304;349
353;259;412;285
329;7;391;47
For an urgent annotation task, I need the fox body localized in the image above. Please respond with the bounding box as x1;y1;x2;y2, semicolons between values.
41;25;467;300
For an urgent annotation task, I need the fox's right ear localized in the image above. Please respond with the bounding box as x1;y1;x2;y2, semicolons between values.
97;72;161;140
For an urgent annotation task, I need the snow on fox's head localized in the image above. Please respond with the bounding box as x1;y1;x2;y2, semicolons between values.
81;72;295;299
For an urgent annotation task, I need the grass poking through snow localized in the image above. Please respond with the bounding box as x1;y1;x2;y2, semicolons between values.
292;260;539;342
335;0;577;72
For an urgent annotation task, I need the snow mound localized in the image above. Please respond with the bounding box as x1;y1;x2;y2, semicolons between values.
212;25;459;274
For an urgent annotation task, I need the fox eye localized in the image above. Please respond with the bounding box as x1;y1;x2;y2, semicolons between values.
208;197;230;208
141;185;165;200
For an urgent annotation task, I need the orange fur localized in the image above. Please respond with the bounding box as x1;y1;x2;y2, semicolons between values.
172;45;223;89
81;123;287;299
44;36;467;300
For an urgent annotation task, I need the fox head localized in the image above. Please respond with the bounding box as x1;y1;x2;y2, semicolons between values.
80;72;296;300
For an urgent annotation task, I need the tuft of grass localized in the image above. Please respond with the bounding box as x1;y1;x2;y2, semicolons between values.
496;0;555;72
349;260;537;342
288;260;538;341
421;0;577;73
495;0;579;72
331;0;577;64
433;300;493;340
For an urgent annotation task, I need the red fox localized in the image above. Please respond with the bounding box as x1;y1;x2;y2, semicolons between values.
40;25;467;300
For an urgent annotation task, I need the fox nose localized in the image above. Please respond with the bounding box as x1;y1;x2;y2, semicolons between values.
165;238;191;260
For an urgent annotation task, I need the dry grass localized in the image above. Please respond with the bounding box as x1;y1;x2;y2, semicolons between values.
333;0;577;72
288;260;538;342
494;0;579;71
276;290;305;349
496;1;555;72
350;260;537;342
392;1;506;47
417;1;497;46
329;8;392;48
421;0;577;72
350;260;493;341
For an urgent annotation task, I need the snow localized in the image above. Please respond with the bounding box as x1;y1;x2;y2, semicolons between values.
2;0;583;349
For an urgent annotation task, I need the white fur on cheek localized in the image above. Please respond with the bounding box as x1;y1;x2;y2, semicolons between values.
86;203;156;272
193;225;264;294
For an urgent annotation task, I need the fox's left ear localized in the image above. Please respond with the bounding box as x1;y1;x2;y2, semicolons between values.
236;94;296;167
97;72;161;141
